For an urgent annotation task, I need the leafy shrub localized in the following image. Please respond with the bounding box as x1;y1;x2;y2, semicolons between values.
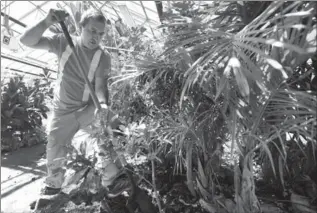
1;76;50;152
37;2;317;213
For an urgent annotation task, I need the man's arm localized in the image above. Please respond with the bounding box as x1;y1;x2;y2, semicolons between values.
19;9;68;50
19;18;51;49
95;53;111;107
95;53;124;131
95;77;109;106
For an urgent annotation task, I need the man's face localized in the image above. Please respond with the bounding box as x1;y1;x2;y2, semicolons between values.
81;19;105;50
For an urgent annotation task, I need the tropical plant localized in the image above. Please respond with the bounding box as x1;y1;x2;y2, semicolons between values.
162;2;316;213
33;1;317;213
110;1;317;213
1;76;50;152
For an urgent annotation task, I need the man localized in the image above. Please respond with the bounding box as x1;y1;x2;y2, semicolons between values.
20;8;123;200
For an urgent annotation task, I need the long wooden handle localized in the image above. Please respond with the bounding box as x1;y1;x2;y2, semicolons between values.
59;21;101;110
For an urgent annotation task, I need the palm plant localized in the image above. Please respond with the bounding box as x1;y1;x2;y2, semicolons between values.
44;1;317;212
117;1;317;213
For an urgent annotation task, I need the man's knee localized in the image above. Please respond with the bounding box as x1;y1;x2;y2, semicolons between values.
46;131;58;149
46;130;69;167
45;170;65;189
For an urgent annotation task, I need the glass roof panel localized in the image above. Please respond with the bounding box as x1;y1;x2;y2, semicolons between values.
18;6;48;28
1;57;13;67
4;1;34;20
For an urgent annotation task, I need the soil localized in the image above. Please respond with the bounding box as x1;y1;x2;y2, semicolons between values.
1;112;94;213
1;143;47;213
0;141;204;213
0;115;293;213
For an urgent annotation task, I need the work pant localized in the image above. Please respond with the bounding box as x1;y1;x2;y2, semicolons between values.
44;104;120;189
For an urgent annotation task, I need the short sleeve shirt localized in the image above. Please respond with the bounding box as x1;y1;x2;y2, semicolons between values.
47;33;111;114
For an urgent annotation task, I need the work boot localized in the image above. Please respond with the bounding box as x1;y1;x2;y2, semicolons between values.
30;186;62;211
106;173;133;198
40;186;61;196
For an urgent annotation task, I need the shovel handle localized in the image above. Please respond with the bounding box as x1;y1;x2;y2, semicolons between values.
59;21;75;48
59;21;101;110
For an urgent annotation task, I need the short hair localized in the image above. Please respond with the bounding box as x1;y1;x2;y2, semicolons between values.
79;8;106;27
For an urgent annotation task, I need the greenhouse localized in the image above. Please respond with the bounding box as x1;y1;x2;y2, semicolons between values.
1;1;316;213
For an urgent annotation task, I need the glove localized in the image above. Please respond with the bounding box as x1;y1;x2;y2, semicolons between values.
112;121;126;137
44;9;69;26
94;104;126;137
94;103;109;124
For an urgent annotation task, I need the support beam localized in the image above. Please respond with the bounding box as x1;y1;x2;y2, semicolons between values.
28;1;48;14
93;4;120;20
110;5;121;19
1;12;27;27
0;24;22;34
2;67;56;80
89;1;117;22
117;3;136;27
129;1;159;15
140;1;155;37
1;1;15;12
125;7;159;25
98;1;110;10
9;1;49;28
155;1;164;23
6;47;46;67
107;2;160;24
1;54;57;73
26;55;49;65
88;1;100;12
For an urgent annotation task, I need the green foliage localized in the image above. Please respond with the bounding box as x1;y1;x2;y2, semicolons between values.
46;2;317;213
116;1;316;213
1;76;50;152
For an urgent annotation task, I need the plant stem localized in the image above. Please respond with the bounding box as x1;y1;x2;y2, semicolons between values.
151;158;163;213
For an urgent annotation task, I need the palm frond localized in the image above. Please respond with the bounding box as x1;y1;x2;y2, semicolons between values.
161;1;316;109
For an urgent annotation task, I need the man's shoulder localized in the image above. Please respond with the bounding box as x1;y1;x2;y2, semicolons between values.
96;47;111;71
98;47;111;58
